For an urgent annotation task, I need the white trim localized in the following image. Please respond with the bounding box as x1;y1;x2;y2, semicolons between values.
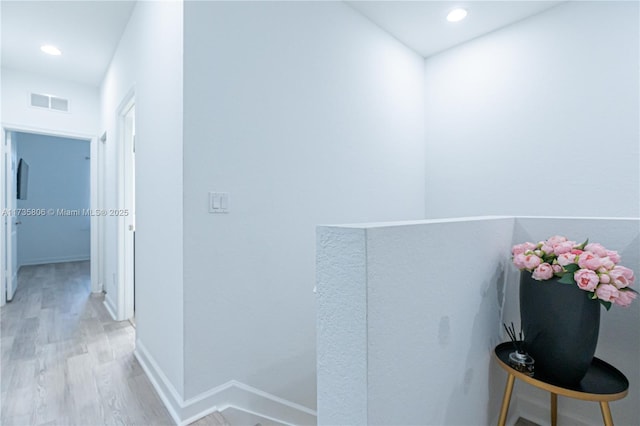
135;339;183;425
134;339;317;426
219;406;291;426
89;132;99;293
1;122;92;141
103;294;118;321
19;255;90;267
182;380;317;426
0;128;7;307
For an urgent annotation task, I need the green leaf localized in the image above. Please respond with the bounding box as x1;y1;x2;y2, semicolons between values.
576;238;589;250
563;263;579;273
600;300;612;311
623;287;639;295
558;274;575;284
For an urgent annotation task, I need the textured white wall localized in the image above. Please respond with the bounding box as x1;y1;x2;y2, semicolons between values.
317;218;514;425
316;226;368;425
423;1;639;218
182;0;425;408
1;68;98;136
506;217;640;426
16;132;90;265
99;0;184;396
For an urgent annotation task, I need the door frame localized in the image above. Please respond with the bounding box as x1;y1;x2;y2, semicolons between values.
0;128;16;305
115;90;136;321
0;123;100;306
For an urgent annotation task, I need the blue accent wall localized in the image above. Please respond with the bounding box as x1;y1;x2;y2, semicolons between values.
16;132;90;266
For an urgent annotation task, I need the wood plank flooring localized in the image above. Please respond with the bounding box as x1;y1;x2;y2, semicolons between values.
1;261;174;426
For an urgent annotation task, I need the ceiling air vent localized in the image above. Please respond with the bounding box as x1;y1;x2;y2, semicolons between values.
30;93;69;112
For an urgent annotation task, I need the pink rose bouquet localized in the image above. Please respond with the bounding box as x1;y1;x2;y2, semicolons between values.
512;235;637;310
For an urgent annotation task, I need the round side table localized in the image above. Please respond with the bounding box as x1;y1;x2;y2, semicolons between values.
494;342;629;426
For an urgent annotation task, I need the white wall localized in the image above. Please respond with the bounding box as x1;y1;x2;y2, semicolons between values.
99;0;185;405
16;132;90;266
182;0;425;416
423;1;639;218
317;218;514;425
1;68;98;136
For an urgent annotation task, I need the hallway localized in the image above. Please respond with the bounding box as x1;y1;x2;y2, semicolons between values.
0;261;173;425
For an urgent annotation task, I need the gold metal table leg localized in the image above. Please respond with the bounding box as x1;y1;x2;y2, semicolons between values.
550;393;558;426
600;401;614;426
498;374;516;426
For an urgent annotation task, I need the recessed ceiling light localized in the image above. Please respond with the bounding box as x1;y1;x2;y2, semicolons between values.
40;45;62;56
447;8;468;23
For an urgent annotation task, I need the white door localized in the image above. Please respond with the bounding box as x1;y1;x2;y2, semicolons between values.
3;131;18;301
123;105;136;320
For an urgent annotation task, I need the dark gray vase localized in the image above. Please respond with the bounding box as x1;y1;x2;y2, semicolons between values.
519;271;600;385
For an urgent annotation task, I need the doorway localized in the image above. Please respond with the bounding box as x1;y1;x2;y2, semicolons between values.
116;96;136;322
1;126;99;306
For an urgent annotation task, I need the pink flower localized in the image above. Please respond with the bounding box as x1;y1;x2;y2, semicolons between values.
606;250;620;264
596;284;619;302
523;254;542;270
547;235;567;246
585;243;608;257
617;265;634;282
553;241;575;255
557;252;577;266
532;263;554;280
571;249;584;255
540;244;554;255
513;253;527;269
599;274;611;284
578;251;602;271
512;242;536;255
609;266;635;289
552;264;563;274
600;257;615;271
614;290;637;307
574;269;599;291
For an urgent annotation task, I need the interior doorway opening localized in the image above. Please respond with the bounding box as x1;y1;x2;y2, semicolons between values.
1;126;99;306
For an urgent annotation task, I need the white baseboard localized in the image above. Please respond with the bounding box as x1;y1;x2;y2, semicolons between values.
182;380;317;426
19;255;90;266
134;339;317;426
103;294;118;321
219;406;288;426
135;340;184;425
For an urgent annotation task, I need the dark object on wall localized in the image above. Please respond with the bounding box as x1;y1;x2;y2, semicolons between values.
520;270;600;386
17;158;29;200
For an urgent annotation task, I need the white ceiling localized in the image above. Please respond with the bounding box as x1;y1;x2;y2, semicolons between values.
0;1;563;88
1;1;136;87
347;1;564;57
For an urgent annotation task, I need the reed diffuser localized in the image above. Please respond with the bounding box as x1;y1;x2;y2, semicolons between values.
503;322;535;376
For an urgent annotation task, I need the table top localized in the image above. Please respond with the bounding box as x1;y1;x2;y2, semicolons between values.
494;342;629;401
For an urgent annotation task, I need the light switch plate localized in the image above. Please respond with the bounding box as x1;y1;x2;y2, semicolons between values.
209;192;229;213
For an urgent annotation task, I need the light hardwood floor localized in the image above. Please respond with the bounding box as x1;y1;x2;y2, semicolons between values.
1;261;176;426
